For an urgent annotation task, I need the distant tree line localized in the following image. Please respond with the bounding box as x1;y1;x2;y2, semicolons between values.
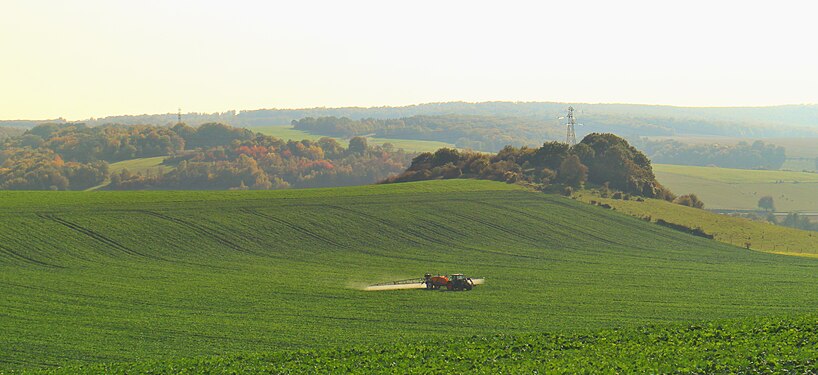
633;139;787;169
293;115;564;152
0;122;412;190
777;213;818;232
384;133;676;200
56;101;818;138
5;123;184;163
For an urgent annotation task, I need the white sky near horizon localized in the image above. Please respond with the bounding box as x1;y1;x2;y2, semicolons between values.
1;0;816;120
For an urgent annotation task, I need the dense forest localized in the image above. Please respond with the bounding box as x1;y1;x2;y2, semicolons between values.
0;123;411;190
0;148;108;190
633;139;788;169
385;133;675;200
0;127;24;140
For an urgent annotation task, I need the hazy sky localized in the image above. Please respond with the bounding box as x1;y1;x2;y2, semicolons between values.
1;0;816;120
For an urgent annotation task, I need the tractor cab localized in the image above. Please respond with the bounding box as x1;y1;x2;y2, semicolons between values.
449;273;473;291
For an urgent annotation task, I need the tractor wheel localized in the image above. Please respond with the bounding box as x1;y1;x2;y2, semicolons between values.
446;282;453;291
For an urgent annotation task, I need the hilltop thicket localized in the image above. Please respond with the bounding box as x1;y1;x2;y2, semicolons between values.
385;133;674;199
0;123;411;190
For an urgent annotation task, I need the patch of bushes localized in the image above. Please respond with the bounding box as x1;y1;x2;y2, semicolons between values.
656;219;714;239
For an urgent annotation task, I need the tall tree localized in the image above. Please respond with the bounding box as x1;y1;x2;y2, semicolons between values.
558;154;588;187
758;196;775;211
348;137;368;155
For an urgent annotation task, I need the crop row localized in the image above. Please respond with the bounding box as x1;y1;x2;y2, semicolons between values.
21;314;818;374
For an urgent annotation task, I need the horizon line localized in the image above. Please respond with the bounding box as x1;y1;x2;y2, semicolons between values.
2;100;817;122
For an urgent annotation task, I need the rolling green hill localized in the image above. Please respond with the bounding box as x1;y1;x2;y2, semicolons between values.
574;189;818;257
654;164;818;211
4;180;818;372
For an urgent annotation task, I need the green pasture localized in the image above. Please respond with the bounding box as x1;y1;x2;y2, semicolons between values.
250;125;324;141
84;157;173;191
654;164;818;211
108;156;171;174
4;180;818;371
654;164;818;184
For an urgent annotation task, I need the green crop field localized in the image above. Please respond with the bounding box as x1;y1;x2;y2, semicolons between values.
5;180;818;372
30;315;818;374
252;125;455;152
654;164;818;211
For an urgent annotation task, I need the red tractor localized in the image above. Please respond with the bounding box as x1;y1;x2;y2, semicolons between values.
424;273;474;291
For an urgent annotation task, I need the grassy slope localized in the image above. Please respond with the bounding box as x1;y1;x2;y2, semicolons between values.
250;125;325;141
86;157;175;191
654;164;818;211
108;156;170;174
655;164;818;184
4;180;818;371
574;190;818;256
252;125;455;152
